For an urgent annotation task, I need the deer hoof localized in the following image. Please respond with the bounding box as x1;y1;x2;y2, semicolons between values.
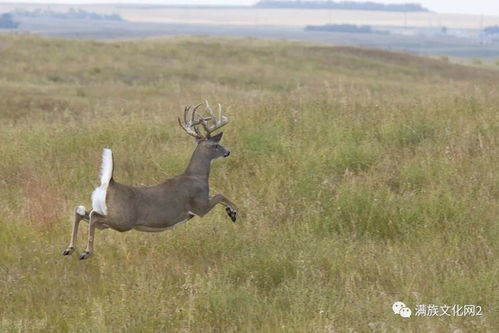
62;247;74;256
226;207;237;222
79;251;91;260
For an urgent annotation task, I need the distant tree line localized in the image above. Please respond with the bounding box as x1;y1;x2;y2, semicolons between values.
0;13;19;29
11;8;123;21
255;1;429;12
483;26;499;34
305;24;387;34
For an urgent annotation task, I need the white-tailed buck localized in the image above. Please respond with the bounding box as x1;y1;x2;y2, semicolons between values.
63;101;238;260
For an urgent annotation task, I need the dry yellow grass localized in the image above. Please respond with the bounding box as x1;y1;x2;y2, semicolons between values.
0;35;497;332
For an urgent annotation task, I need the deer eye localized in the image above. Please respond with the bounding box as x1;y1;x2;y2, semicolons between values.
214;144;220;149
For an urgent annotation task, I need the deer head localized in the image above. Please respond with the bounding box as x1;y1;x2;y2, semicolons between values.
178;100;231;161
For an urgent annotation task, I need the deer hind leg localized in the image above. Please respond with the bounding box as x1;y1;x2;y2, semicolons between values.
79;210;104;260
63;206;89;256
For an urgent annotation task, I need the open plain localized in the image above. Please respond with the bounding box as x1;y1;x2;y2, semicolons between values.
0;35;498;331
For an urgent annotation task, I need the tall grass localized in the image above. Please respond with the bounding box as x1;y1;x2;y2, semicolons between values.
0;35;497;331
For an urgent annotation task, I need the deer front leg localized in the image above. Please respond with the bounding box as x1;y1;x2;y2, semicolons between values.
63;206;89;256
215;194;238;222
79;211;99;260
195;194;238;222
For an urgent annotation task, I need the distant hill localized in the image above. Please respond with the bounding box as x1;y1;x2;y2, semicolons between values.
11;8;123;21
484;26;499;34
305;24;388;34
255;1;429;12
0;13;19;29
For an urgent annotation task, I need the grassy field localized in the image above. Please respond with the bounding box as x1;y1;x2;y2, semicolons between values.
0;35;497;332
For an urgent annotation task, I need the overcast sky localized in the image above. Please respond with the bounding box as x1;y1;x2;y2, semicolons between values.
0;1;497;16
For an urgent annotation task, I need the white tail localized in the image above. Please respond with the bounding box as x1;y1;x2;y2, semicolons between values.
99;148;113;185
91;148;113;216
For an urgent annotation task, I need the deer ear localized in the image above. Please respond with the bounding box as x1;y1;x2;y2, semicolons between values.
209;132;223;143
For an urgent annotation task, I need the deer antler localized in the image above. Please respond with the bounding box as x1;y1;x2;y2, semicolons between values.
179;101;229;140
178;104;206;139
201;100;229;137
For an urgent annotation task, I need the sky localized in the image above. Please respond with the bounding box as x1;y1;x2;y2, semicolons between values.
0;1;498;17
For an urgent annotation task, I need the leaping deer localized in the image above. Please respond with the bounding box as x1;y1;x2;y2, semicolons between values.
63;101;238;260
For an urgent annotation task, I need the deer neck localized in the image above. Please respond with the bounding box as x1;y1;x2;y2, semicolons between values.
184;146;211;180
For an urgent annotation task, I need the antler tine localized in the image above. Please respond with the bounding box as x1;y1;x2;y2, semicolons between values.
180;106;195;136
191;103;203;122
183;106;190;124
204;99;215;118
191;103;206;138
218;103;228;123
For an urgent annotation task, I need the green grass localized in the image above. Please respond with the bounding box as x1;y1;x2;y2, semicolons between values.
0;35;498;332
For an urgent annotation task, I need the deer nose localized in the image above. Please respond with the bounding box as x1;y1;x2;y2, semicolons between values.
224;151;231;157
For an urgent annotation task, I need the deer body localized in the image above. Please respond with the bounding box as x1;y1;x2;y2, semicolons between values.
95;176;199;232
63;102;237;260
